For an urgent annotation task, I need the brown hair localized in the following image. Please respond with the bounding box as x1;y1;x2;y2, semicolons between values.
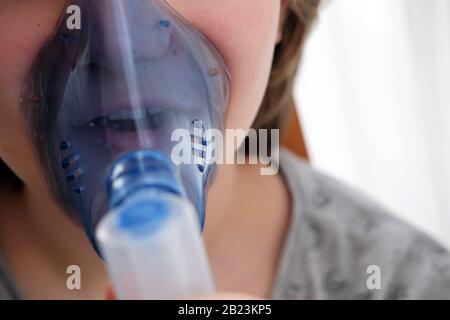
252;0;320;131
0;0;320;190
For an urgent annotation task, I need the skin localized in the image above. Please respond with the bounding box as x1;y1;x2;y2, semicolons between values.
0;0;290;299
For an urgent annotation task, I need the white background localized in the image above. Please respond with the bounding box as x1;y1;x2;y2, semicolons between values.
296;0;450;247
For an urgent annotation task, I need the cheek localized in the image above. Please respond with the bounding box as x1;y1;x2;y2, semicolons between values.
166;0;281;129
0;1;65;89
0;0;65;192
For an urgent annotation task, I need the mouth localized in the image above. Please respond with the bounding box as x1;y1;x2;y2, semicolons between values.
75;106;172;152
87;107;169;132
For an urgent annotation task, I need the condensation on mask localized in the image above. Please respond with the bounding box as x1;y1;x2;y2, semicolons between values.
20;0;230;248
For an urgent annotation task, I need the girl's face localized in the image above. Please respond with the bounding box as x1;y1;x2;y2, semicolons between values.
0;0;282;194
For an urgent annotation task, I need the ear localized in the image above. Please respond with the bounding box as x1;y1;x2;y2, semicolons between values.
277;0;289;44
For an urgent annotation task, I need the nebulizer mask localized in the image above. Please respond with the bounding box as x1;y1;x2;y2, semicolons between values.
21;0;229;299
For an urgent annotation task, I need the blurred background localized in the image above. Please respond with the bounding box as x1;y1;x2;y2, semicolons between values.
289;0;450;248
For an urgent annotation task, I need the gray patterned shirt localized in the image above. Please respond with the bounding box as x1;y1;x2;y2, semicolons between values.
271;150;450;299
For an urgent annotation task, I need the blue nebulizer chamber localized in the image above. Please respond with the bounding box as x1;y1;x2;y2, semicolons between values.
21;0;229;299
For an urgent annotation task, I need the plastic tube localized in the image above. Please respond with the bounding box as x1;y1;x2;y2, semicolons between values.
96;151;214;299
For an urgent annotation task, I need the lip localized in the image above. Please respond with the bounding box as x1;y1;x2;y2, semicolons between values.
71;90;200;129
79;120;160;153
103;126;157;152
73;101;165;129
78;105;171;153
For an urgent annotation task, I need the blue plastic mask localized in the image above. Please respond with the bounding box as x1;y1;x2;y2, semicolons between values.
21;0;230;248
